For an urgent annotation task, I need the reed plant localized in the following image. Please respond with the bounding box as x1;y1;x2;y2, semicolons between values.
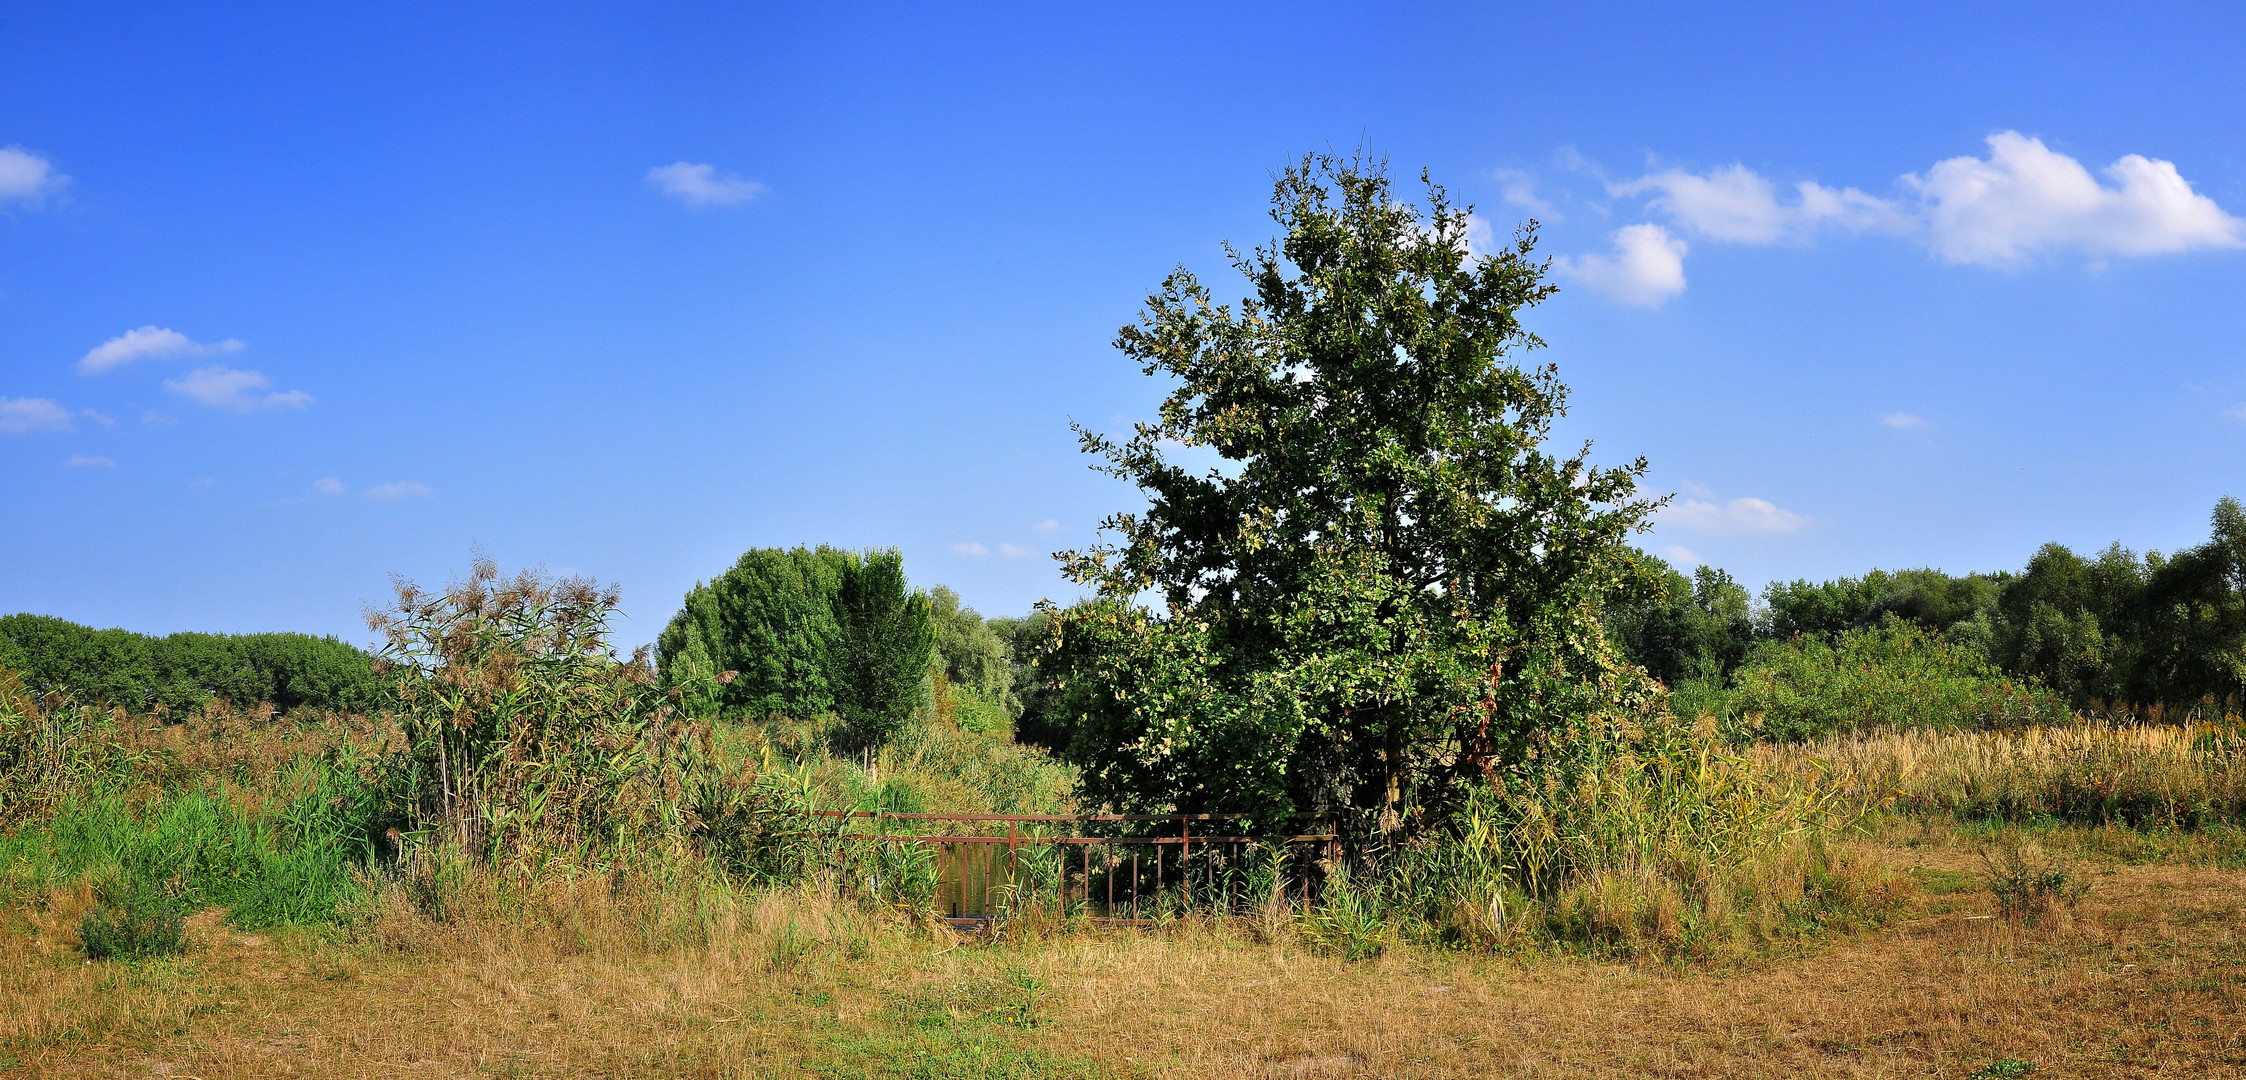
1310;716;1894;958
1784;720;2246;827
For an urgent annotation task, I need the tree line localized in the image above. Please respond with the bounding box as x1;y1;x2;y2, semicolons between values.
1608;496;2246;722
0;614;380;714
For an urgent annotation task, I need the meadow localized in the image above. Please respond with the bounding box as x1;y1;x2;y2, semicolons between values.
3;670;2242;1078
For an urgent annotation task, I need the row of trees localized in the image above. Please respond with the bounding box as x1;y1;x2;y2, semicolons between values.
0;614;379;714
1608;497;2246;719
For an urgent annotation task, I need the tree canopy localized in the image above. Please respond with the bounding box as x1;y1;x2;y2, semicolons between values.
657;545;933;746
1042;154;1662;830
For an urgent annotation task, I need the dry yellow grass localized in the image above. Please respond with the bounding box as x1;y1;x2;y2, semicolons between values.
5;828;2240;1079
1780;722;2246;826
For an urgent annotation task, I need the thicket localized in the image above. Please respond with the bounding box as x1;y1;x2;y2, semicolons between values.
0;613;378;715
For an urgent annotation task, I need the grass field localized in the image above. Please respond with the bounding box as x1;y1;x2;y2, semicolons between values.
5;817;2241;1079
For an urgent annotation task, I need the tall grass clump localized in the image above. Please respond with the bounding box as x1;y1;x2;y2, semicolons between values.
362;556;742;866
1310;716;1891;959
1793;721;2246;827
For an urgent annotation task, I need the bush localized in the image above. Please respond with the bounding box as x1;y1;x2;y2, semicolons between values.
1703;619;2067;740
79;887;187;961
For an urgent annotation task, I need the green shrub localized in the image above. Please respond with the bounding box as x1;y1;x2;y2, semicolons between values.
1702;619;2067;740
79;888;188;960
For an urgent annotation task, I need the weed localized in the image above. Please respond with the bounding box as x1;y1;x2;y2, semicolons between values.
1968;1057;2034;1079
79;887;187;961
1981;843;2089;924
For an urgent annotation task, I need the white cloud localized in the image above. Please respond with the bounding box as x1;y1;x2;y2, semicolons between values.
1880;412;1930;429
313;477;346;495
0;146;67;207
142;410;177;427
0;397;71;434
163;366;313;412
78;326;245;375
1906;132;2244;265
950;542;991;556
1032;518;1060;534
364;481;433;500
1556;224;1687;307
82;408;115;427
1661;496;1810;535
1660;545;1702;568
999;543;1036;558
1604;132;2241;269
2227;403;2246;422
1616;164;1907;244
646;162;765;206
65;454;114;468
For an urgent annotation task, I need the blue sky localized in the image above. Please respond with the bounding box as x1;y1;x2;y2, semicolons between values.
4;2;2244;648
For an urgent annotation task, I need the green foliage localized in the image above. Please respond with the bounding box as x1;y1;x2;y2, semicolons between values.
3;760;374;927
368;557;709;858
659;545;847;721
1737;496;2246;722
0;613;378;715
930;587;1018;717
1969;1059;2035;1080
829;549;935;751
1607;553;1754;687
79;880;187;961
1047;153;1661;828
657;546;935;750
1708;619;2066;741
1980;841;2089;923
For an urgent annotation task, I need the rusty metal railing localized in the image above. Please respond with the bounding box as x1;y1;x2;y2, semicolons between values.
808;810;1338;925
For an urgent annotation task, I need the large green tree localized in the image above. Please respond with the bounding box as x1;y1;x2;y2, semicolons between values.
658;545;935;747
1044;155;1663;831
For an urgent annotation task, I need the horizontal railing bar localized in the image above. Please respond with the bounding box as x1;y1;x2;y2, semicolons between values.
809;810;1329;824
805;833;1336;845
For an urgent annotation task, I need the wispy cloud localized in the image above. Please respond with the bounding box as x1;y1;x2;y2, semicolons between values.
1880;412;1930;429
79;326;245;375
364;481;433;500
0;146;67;208
64;454;114;468
163;367;313;413
2227;403;2246;422
313;477;346;496
1032;518;1060;535
1491;167;1555;217
1554;224;1687;307
82;408;115;427
188;476;216;491
1614;164;1908;245
647;162;766;206
0;397;72;434
998;543;1036;558
1660;495;1810;535
950;542;991;556
142;411;177;427
1660;545;1702;567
